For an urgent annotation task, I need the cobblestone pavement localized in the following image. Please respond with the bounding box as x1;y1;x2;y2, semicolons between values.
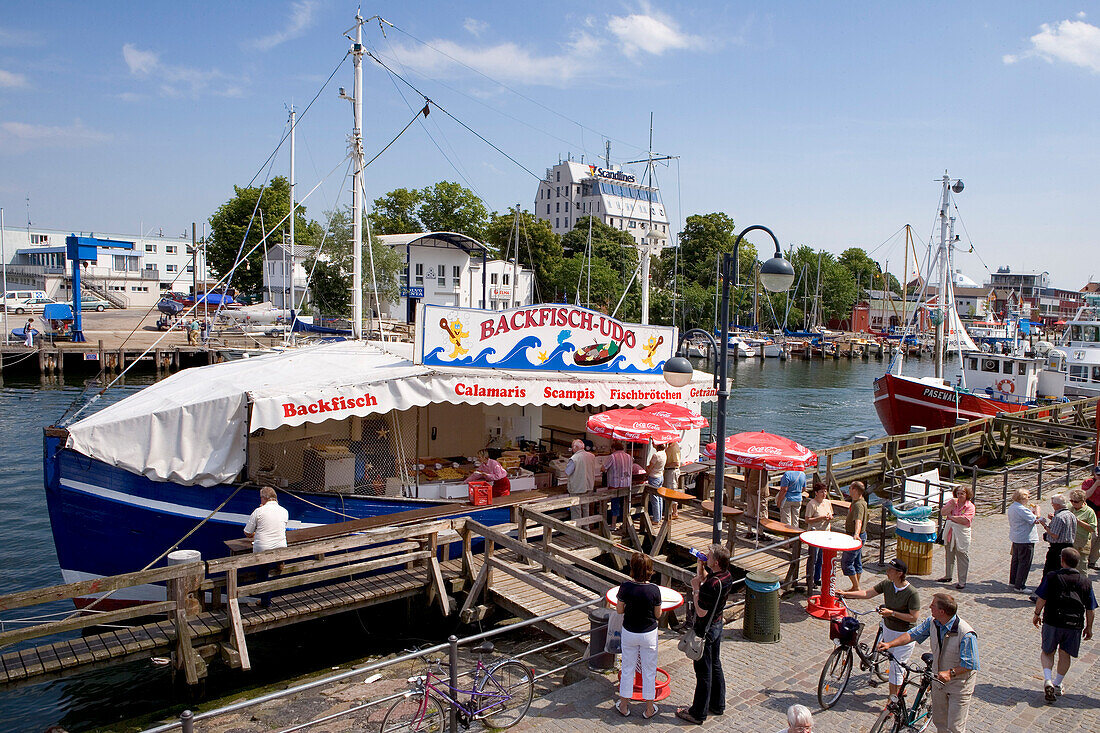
180;510;1099;733
507;510;1100;733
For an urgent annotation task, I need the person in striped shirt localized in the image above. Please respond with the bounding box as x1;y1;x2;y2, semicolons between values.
605;441;634;532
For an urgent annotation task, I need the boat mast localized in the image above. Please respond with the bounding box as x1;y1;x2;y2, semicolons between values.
350;12;364;339
640;115;655;324
288;105;296;340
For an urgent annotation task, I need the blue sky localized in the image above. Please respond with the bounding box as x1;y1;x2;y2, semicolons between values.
2;2;1099;288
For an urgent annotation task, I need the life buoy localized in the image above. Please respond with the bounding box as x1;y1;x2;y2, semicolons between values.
996;379;1015;394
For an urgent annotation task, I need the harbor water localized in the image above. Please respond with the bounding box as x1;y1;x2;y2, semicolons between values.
0;354;940;731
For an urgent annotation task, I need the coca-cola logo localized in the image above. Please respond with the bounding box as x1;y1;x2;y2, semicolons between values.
746;446;783;455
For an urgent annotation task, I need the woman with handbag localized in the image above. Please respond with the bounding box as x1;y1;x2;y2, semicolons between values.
677;544;733;725
615;552;662;719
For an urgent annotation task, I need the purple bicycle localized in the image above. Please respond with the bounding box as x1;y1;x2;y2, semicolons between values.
380;641;534;733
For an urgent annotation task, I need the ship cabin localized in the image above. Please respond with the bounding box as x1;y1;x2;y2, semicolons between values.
961;353;1044;404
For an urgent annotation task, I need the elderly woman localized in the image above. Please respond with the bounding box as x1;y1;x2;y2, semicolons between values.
938;485;975;590
1007;488;1041;591
467;450;510;497
777;704;814;733
615;552;662;719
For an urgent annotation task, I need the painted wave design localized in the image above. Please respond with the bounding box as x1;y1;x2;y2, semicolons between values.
424;335;663;374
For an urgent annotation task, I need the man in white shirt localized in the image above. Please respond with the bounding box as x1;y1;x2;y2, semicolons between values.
565;439;596;521
244;486;289;607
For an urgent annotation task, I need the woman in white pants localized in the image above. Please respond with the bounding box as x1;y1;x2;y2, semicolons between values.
615;552;662;719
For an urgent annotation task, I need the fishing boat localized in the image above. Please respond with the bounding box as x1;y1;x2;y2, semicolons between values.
872;173;1063;435
1046;293;1100;398
40;14;715;606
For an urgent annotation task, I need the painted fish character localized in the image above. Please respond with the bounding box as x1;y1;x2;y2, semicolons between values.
440;317;470;358
642;334;665;367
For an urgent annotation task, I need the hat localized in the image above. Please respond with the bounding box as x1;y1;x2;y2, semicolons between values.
887;558;908;574
1092;465;1100;474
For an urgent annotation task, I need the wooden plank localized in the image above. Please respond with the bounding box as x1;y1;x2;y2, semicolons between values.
273;541;420;577
469;522;615;594
17;649;44;677
546;542;630;585
238;551;430;596
0;600;176;647
427;557;451;616
0;562;204;613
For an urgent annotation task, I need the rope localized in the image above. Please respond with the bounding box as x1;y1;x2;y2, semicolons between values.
278;488;359;521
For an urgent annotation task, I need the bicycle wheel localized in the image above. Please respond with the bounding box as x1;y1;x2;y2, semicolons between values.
870;626;890;684
906;694;933;733
474;659;534;729
380;693;446;733
817;646;853;709
869;702;901;733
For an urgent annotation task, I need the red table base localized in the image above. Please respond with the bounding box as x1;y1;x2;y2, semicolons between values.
616;666;671;701
806;547;847;619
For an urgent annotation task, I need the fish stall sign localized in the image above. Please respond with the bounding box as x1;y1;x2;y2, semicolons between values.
415;303;677;375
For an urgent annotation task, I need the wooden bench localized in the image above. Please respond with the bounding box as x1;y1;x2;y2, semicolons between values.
752;517;804;587
700;500;744;551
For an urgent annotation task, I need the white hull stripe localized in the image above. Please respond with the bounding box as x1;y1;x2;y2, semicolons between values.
876;392;989;420
58;477;319;529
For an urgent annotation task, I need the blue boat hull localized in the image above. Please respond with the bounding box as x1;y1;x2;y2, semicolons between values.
43;435;509;605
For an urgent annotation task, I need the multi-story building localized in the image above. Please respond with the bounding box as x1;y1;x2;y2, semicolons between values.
533;159;670;248
377;232;534;322
262;242;313;310
985;266;1082;324
0;225;208;309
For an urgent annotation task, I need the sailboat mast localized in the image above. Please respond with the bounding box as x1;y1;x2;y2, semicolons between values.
288;105;296;338
640;113;654;325
348;15;365;340
934;172;951;379
901;224;910;329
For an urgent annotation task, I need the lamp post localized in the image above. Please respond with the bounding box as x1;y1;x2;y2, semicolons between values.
663;225;795;545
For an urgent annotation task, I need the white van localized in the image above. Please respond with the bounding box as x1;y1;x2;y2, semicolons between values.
3;290;48;308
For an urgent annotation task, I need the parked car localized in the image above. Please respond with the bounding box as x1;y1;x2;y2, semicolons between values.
2;297;59;314
68;295;110;312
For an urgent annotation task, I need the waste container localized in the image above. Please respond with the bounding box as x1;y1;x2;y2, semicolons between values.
743;570;781;643
587;607;615;670
895;518;937;576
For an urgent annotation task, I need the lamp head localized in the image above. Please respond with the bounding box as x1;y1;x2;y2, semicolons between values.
662;355;694;388
759;252;796;293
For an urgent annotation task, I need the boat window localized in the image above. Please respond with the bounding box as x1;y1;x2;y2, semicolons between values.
968;357;978;371
1018;362;1026;375
981;358;999;373
1071;325;1082;341
1070;365;1088;381
1086;326;1099;342
1093;366;1100;382
1002;361;1014;374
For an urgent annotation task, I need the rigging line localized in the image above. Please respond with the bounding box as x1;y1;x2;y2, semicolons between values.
388;24;648;157
280;488;359;520
367;52;541;181
611;258;644;318
365;103;430;169
293;158;356;318
952;204;993;274
246;51;350;189
517;213;543;302
865;223;909;257
65;155;353;419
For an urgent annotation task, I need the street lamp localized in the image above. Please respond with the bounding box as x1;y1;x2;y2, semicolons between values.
663;225;794;545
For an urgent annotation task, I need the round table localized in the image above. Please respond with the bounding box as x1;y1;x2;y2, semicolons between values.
800;530;863;619
605;585;684;612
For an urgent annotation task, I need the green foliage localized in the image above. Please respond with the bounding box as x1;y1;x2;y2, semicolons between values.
208;176;308;298
484;209;563;300
556;216;640;318
368;188;423;235
417;181;488;240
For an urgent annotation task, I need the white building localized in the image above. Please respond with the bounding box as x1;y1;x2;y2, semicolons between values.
377;232;534;322
262;242;313;309
0;225;208;309
533;159;671;247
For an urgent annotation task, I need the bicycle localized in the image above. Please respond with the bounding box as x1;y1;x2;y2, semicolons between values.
869;652;940;733
380;641;534;733
817;602;892;709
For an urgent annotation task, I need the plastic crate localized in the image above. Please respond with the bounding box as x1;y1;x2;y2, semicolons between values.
468;481;493;506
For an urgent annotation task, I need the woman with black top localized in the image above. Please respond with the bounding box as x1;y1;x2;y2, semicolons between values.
615;552;662;719
677;544;733;725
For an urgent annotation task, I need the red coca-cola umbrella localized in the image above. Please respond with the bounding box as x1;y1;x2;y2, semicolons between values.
587;409;681;444
703;430;817;470
642;402;709;429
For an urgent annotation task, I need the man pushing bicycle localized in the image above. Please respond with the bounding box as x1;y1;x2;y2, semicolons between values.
838;558;921;700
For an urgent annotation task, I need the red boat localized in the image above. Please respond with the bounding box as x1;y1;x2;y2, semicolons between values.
872;371;1031;434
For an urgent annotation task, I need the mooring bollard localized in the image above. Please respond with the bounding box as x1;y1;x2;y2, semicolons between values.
180;709;194;733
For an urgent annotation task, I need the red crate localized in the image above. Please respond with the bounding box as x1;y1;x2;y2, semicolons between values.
468;481;492;506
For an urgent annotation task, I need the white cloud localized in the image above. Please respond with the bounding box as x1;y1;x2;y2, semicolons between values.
250;0;318;51
607;10;698;57
0;119;110;153
1078;12;1087;20
1004;19;1100;73
0;69;27;88
0;26;43;47
464;18;488;37
122;43;242;97
382;31;604;87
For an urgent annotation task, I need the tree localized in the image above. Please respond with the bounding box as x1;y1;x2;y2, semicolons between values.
208;176;308;298
303;206;403;317
368;188;423;235
839;248;884;297
417;181;488;240
558;216;640;317
484;208;563;301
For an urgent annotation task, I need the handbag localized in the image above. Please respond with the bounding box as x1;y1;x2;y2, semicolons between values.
678;582;725;661
605;609;624;654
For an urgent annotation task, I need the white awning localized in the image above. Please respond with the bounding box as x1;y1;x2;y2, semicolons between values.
66;341;716;487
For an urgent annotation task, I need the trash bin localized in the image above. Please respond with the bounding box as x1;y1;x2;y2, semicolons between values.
587;608;615;670
743;570;781;643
